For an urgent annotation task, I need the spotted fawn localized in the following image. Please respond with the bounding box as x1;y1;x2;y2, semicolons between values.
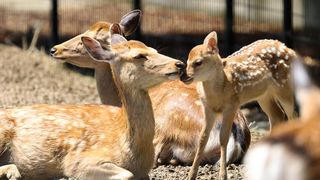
182;31;297;180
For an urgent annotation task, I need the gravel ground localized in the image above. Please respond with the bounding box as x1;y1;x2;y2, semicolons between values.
0;44;267;179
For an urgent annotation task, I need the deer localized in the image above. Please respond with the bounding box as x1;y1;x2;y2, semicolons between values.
244;57;320;180
181;31;297;180
50;9;141;107
0;24;184;180
50;15;251;165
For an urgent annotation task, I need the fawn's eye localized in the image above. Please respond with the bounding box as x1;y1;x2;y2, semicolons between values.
193;59;203;67
134;54;147;60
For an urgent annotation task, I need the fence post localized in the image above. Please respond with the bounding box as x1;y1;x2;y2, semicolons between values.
225;0;234;55
51;0;59;45
283;0;293;48
133;0;142;40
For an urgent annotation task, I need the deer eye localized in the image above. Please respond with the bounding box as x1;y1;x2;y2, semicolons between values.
193;59;203;67
134;54;147;59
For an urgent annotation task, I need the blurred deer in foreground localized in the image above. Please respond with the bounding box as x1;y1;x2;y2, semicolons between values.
51;12;251;166
245;57;320;180
181;31;297;180
0;25;183;179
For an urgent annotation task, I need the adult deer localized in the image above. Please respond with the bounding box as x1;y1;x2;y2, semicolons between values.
181;31;297;179
51;9;141;107
51;13;251;166
0;25;183;179
245;57;320;180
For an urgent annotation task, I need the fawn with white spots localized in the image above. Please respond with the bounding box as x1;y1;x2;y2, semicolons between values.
0;25;183;179
51;13;251;166
181;31;297;180
245;57;320;180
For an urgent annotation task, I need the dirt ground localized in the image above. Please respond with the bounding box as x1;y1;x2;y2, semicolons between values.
0;44;267;179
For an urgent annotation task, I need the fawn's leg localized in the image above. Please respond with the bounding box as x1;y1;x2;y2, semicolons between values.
275;84;297;120
0;164;21;180
258;94;286;130
219;105;238;180
187;107;215;180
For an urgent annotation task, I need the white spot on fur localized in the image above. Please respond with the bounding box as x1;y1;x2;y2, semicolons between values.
195;100;202;106
284;54;289;60
267;48;272;53
181;93;189;97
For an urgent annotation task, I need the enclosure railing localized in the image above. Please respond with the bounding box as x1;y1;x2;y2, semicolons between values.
49;0;293;54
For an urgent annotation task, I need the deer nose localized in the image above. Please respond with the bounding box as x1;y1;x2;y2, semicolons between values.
50;48;57;56
175;61;186;69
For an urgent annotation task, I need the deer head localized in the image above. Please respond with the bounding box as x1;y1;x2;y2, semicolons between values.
81;26;184;89
182;31;221;84
50;10;141;68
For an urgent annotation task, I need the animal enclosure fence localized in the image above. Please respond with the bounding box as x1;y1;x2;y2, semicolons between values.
0;0;319;59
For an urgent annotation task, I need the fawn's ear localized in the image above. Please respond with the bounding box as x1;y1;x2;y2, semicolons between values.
292;57;320;120
119;9;141;36
81;36;116;62
203;31;219;53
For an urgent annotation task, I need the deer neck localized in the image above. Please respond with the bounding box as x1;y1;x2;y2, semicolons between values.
113;73;155;158
95;64;122;107
200;58;227;111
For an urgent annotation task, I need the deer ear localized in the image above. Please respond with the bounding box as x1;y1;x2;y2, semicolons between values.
111;34;127;45
81;36;116;62
203;31;218;53
119;9;141;36
110;23;122;35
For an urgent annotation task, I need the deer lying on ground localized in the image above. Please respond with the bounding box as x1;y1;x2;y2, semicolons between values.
245;57;320;180
50;14;251;166
181;31;297;180
0;24;184;179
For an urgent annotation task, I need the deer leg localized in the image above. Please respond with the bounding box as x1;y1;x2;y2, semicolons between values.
218;105;238;180
153;140;165;167
275;85;297;120
258;95;287;130
187;108;215;180
64;154;134;180
81;162;134;180
0;164;21;180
